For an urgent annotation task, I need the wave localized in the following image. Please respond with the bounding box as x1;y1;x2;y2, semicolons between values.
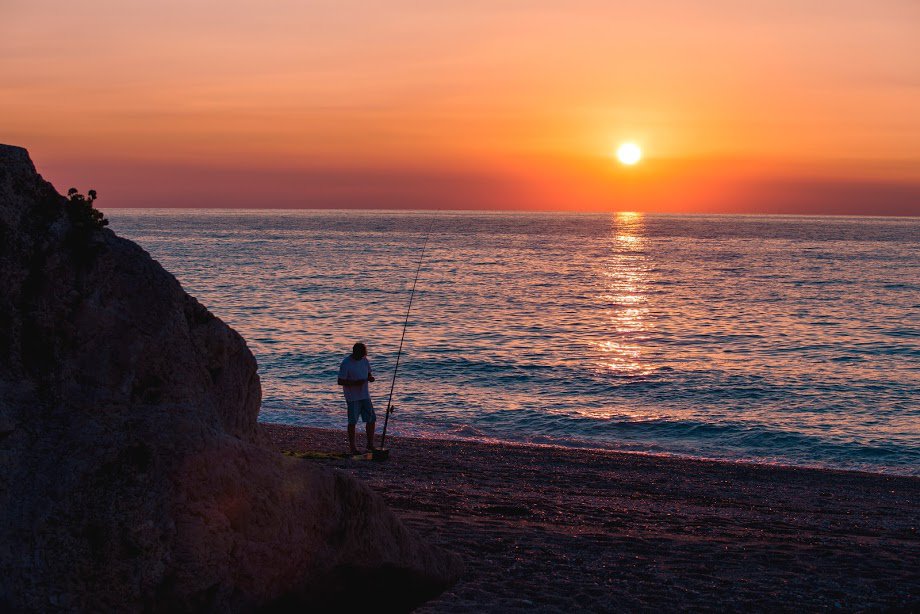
400;410;920;475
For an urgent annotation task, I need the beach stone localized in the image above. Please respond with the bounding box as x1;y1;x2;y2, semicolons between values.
0;144;461;612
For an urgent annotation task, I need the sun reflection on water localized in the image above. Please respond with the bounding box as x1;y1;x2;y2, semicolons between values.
596;212;655;376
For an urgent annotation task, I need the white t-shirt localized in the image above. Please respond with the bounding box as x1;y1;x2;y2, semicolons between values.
338;355;372;402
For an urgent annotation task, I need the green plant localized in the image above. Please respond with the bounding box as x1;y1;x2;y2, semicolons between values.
66;187;108;231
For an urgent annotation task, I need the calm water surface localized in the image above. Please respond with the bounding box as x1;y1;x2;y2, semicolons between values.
109;210;920;475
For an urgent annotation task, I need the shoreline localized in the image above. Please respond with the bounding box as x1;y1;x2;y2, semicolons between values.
259;418;917;479
262;422;919;612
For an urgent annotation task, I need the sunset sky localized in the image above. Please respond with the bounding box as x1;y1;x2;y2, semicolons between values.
2;0;919;213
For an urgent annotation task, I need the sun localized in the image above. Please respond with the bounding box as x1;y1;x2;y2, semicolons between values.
616;142;642;165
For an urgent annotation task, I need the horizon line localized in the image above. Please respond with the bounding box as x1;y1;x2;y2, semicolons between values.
99;207;920;220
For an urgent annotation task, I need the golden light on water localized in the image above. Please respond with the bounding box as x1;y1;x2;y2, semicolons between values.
596;211;654;378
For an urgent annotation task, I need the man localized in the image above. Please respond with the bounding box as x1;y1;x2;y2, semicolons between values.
337;342;377;455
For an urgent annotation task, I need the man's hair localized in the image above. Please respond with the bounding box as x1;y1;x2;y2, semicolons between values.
352;342;367;357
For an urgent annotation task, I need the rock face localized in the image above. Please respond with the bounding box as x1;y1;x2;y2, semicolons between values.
0;145;461;612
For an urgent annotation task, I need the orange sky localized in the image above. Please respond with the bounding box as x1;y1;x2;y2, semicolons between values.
2;0;919;213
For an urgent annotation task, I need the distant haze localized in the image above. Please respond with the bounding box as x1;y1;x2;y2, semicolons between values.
2;0;919;214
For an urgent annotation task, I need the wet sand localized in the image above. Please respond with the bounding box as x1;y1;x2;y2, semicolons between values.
262;423;919;612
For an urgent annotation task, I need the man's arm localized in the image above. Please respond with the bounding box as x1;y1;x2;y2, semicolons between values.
338;361;357;387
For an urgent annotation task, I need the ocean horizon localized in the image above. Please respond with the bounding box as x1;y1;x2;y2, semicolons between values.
109;209;920;476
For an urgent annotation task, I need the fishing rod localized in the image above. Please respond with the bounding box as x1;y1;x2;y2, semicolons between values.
376;225;432;459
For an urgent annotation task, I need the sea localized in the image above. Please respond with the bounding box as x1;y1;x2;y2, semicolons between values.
109;210;920;476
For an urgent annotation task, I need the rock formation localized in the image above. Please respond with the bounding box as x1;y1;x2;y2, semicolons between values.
0;144;461;612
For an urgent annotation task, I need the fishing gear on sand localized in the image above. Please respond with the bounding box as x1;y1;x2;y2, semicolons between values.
372;226;432;461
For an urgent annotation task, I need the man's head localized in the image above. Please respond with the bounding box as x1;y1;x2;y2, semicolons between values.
352;342;367;359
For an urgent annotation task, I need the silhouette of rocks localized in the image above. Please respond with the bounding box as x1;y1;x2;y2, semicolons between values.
0;144;461;612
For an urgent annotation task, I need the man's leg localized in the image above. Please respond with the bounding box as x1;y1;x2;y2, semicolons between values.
348;424;358;453
366;421;376;450
346;400;361;453
362;399;377;450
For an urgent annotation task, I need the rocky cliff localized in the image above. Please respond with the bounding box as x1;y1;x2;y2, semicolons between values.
0;144;461;612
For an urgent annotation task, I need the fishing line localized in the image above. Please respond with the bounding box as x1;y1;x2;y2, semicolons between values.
378;222;433;452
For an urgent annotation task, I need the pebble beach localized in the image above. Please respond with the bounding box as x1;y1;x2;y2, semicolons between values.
262;423;920;612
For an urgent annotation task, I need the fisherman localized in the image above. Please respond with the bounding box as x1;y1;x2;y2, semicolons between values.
338;342;377;455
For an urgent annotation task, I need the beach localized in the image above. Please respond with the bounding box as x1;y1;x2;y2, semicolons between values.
263;423;919;612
